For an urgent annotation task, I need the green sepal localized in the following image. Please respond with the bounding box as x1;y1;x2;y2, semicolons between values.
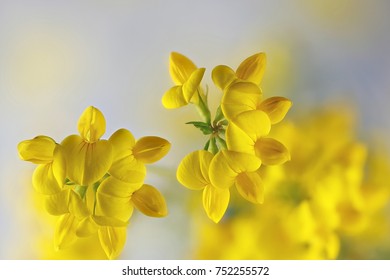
204;139;210;151
215;136;227;150
209;137;218;155
186;121;213;135
214;105;225;124
195;92;211;124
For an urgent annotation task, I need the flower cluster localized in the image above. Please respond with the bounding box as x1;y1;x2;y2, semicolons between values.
192;108;390;259
162;52;292;223
17;106;170;259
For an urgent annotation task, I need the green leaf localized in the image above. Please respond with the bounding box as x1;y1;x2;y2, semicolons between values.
214;105;225;124
186;121;213;135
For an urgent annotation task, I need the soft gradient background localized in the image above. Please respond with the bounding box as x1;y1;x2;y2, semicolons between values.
1;0;390;259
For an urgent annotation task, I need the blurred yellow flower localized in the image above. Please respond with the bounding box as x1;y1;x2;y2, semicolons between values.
192;108;390;259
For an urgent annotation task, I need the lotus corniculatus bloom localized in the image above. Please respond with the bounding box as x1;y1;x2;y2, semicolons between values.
163;52;292;222
18;106;170;259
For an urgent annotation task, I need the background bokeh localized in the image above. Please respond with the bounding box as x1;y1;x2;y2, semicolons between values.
1;0;390;259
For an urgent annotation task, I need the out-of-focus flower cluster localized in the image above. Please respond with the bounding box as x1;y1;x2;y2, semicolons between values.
17;106;170;259
162;52;292;223
192;108;390;259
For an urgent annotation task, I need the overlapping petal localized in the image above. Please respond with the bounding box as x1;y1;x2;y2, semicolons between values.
131;184;168;217
61;135;113;186
202;185;230;223
17;136;56;164
54;213;79;250
97;176;140;222
161;86;187;109
209;150;261;189
169;52;197;85
221;81;262;121
212;65;237;90
177;150;213;190
98;226;127;260
77;106;106;143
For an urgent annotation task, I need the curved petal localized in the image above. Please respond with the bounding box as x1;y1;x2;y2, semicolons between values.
233;110;271;141
98;226;127;260
221;81;262;121
62;135;113;186
202;185;230;223
44;189;71;216
226;122;255;155
108;128;135;161
133;136;171;164
236;172;264;204
236;52;266;85
77;106;106;143
258;97;292;124
182;67;205;103
54;213;79;250
98;175;141;197
32;164;62;194
209;150;261;189
212;65;237;90
17;136;56;164
176;150;213;190
76;216;98;238
162;86;187;109
131;184;168;217
52;145;67;188
169;52;197;85
255;137;290;165
109;155;146;183
93;216;129;227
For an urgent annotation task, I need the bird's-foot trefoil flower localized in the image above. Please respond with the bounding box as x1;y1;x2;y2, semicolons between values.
162;51;292;222
18;106;170;259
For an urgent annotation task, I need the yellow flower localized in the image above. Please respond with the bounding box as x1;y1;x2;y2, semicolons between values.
226;110;290;165
221;81;292;125
61;106;113;186
18;136;66;194
212;52;267;89
162;52;206;109
108;128;171;183
18;105;171;259
177;150;230;223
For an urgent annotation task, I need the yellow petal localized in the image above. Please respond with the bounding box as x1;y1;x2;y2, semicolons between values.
54;213;79;250
235;172;264;204
236;52;266;85
17;136;56;164
77;106;106;143
209;150;261;189
45;189;71;216
61;135;113;186
131;184;168;217
233;110;271;140
76;216;98;237
169;52;197;85
212;65;237;90
98;226;127;260
108;128;135;161
133;136;170;164
202;185;230;223
221;81;262;121
255;137;290;165
226;122;254;154
109;156;146;183
176;150;213;190
97;176;137;222
51;145;67;188
32;163;62;194
182;67;205;103
93;216;129;227
258;97;292;124
161;86;187;109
